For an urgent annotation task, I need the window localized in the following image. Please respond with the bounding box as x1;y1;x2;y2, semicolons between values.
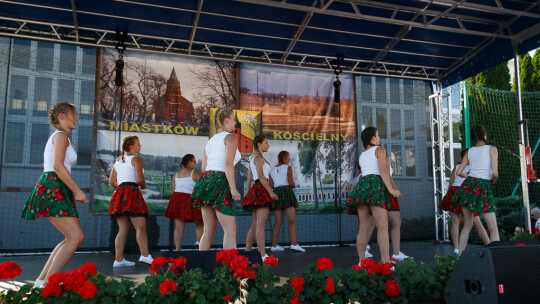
376;108;387;139
9;75;28;115
359;76;372;102
390;109;401;140
57;79;75;103
403;79;414;105
405;146;416;176
33;78;52;116
59;44;77;74
375;77;387;103
11;39;31;69
76;126;93;165
30;124;50;164
390;145;402;176
5;122;25;163
361;106;373;130
404;110;415;140
81;48;96;75
389;78;400;104
36;41;54;72
80;81;94;119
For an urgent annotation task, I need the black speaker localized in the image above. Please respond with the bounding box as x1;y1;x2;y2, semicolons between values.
445;242;540;303
161;250;263;276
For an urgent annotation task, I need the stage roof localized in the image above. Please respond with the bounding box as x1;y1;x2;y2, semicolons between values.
0;0;538;85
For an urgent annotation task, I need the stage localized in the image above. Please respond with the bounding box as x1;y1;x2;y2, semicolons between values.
0;242;462;291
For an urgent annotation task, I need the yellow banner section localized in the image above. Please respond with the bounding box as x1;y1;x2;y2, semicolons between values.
109;122;199;136
272;131;348;142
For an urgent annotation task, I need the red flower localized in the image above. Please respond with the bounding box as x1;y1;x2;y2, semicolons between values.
290;295;300;304
351;264;361;271
316;257;333;271
525;230;530;234
290;276;305;294
174;257;187;270
55;192;65;200
42;284;63;298
80;263;97;276
263;255;278;267
224;200;231;206
159;279;178;295
149;256;169;275
63;210;70;216
533;228;539;233
37;210;49;217
216;249;239;265
63;269;88;292
77;282;98;299
47;273;66;286
325;277;335;294
49;174;54;180
385;280;400;297
224;294;233;302
0;261;22;280
517;243;526;246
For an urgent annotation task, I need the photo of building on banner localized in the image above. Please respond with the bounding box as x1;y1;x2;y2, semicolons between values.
93;49;236;215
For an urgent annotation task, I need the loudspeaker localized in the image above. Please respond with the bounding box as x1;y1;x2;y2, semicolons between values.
445;241;540;303
161;250;262;276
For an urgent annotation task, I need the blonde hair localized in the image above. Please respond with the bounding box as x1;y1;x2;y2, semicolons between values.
48;102;76;132
215;108;235;131
118;135;139;162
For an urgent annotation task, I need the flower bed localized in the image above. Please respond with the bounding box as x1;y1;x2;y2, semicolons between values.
0;250;456;303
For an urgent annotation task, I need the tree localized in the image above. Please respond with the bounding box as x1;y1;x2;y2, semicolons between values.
531;49;540;92
512;53;535;92
466;61;510;90
297;141;320;210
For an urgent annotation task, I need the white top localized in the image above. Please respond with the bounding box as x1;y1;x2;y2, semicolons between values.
468;145;492;180
174;170;196;194
250;155;270;181
452;163;470;187
535;218;540;230
43;131;77;173
270;165;289;187
359;146;380;176
389;162;393;177
114;155;138;185
205;131;241;172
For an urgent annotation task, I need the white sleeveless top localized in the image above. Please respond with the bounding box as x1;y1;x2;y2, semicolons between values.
270;165;289;187
205;131;241;172
43;131;77;173
360;146;380;176
174;170;196;194
250;155;270;181
114;155;138;184
452;163;470;186
468;145;492;180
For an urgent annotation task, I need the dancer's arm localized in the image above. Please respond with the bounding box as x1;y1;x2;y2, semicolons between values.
448;167;456;187
287;166;296;188
202;150;207;172
456;152;469;178
255;156;277;199
193;170;202;182
376;146;401;198
132;157;146;189
224;134;241;201
53;132;87;203
246;166;253;192
490;146;499;183
385;155;402;198
109;167;119;189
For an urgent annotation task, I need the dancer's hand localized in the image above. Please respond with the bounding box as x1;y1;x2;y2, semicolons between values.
390;188;402;199
269;191;278;200
231;188;241;201
75;191;88;204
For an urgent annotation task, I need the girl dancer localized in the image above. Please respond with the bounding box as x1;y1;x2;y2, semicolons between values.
269;151;305;252
191;108;241;250
109;135;153;267
164;154;203;251
452;125;499;254
347;127;401;263
385;155;410;261
440;149;490;254
351;163;373;258
21;102;88;288
243;135;278;259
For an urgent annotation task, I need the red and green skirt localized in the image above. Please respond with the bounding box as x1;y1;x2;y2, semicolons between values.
388;191;400;211
347;174;390;212
191;171;236;216
440;186;462;214
21;171;78;219
272;186;298;209
109;183;149;217
241;180;273;209
451;176;495;213
165;192;202;222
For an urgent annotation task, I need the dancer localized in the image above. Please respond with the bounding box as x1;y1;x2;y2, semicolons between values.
348;163;374;258
21;102;88;288
452;125;499;254
109;135;153;267
269;151;305;252
347;127;401;263
191;108;241;250
164;154;203;251
439;149;490;255
243;135;278;259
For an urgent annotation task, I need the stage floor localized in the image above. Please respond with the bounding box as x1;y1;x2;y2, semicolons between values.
1;242;468;292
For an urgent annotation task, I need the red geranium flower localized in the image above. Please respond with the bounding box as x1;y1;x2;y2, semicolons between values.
263;255;278;267
385;280;400;297
0;261;22;280
325;277;335;294
47;272;66;286
149;256;169;275
55;192;65;200
77;281;98;299
42;284;63;298
290;276;305;294
224;294;232;302
63;269;88;292
524;230;530;234
290;295;300;304
80;263;97;276
517;243;526;246
316;257;333;271
351;264;361;271
216;249;239;265
159;279;177;295
174;257;187;270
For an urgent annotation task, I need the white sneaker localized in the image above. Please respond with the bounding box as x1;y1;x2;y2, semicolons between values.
113;258;136;267
453;248;459;255
195;241;200;246
290;244;305;252
139;254;154;264
392;251;411;261
365;249;373;258
367;244;371;250
270;245;285;252
33;279;45;288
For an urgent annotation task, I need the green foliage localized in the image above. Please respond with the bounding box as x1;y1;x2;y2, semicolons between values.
466;62;511;90
512;53;536;92
322;173;334;184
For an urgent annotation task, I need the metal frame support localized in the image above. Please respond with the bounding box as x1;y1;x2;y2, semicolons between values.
514;46;532;231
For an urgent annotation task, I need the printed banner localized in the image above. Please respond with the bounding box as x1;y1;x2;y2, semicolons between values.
209;108;262;157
